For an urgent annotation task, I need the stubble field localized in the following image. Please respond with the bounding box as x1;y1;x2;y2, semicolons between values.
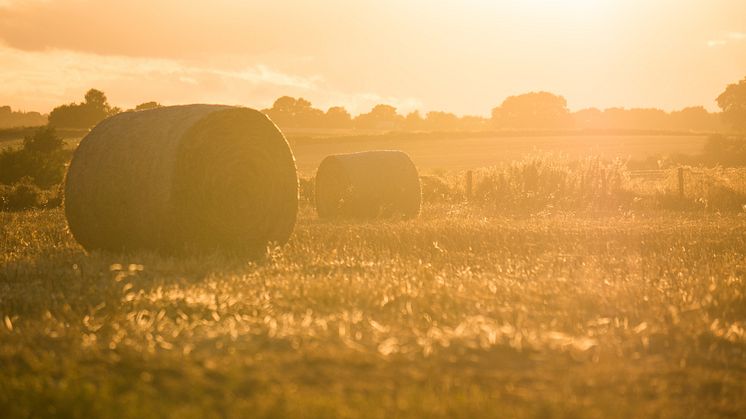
1;203;745;418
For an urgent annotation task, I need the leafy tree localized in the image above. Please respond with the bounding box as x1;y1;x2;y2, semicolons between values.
717;76;746;132
263;96;325;128
135;101;162;111
701;135;746;166
263;96;294;127
669;106;721;132
272;96;297;112
403;111;425;131
293;98;324;128
619;108;668;131
426;111;460;131
492;91;571;129
325;106;352;128
23;125;63;154
48;89;118;129
0;106;47;129
354;104;403;130
84;89;107;109
572;108;604;130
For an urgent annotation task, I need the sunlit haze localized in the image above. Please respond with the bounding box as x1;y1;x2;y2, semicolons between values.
1;0;745;114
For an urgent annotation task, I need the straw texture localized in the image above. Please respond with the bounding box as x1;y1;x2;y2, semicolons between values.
315;150;421;219
64;104;298;253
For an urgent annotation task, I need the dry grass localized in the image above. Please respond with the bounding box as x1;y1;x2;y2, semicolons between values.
1;203;745;418
415;156;746;214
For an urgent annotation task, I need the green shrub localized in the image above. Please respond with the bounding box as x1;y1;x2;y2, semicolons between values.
0;126;67;188
420;174;462;204
44;183;64;209
701;135;746;167
0;177;42;211
704;183;746;211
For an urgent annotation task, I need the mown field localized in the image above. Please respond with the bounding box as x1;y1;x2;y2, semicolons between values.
1;202;745;418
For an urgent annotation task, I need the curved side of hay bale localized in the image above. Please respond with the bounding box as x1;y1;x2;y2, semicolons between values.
315;150;421;219
64;104;298;253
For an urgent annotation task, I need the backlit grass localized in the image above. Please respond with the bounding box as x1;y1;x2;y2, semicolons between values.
1;205;745;418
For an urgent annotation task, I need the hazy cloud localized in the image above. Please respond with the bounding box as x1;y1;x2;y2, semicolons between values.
707;30;746;47
0;0;384;59
1;1;745;114
0;45;420;114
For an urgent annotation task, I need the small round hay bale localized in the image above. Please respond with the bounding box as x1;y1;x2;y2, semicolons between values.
315;150;421;219
64;104;298;253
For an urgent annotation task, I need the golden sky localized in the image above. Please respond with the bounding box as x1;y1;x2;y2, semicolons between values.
1;0;745;115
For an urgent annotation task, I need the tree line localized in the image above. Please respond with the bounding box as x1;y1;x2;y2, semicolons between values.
0;106;47;129
2;76;745;132
262;88;739;132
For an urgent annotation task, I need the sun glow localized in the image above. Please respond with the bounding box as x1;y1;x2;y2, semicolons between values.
0;0;744;114
515;0;613;18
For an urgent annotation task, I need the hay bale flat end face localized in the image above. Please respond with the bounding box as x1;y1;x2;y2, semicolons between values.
315;150;421;219
64;104;298;253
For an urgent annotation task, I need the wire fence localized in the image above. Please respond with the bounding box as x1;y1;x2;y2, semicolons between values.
628;167;746;198
460;167;746;202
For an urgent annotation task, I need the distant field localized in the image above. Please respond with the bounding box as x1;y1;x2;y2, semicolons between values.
0;128;708;174
0;127;85;152
289;134;708;174
0;138;83;152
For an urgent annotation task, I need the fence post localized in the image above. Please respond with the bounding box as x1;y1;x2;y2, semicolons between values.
466;170;473;202
678;167;684;197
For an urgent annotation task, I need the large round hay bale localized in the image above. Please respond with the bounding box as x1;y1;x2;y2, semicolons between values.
64;104;298;253
315;150;421;219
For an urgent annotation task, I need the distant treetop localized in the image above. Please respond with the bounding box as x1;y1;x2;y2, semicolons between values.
48;89;120;129
492;91;572;130
0;106;47;129
134;101;162;111
717;76;746;132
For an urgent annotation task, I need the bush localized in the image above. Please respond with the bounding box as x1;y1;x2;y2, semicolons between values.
628;136;746;169
420;174;462;204
701;135;746;167
0;126;68;188
0;178;42;211
44;183;64;209
704;184;746;211
23;125;64;153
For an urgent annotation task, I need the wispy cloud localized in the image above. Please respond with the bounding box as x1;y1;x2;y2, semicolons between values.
212;66;321;91
0;45;421;115
0;45;322;111
707;30;746;48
